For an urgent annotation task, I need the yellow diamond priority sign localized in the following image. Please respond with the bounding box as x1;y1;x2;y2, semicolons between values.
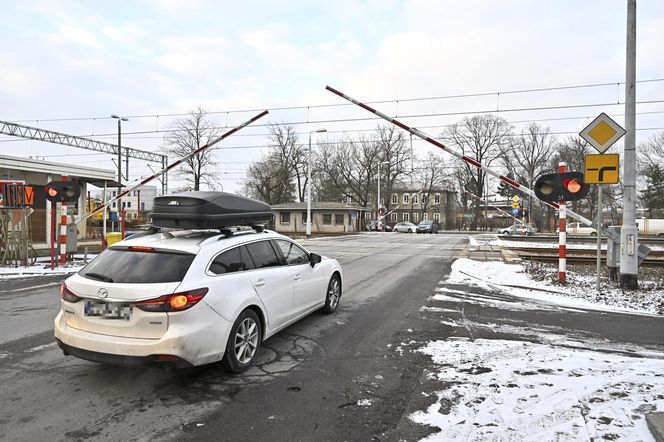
579;113;626;153
584;154;620;184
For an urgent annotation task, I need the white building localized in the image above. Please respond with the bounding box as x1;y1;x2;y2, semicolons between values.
107;186;158;220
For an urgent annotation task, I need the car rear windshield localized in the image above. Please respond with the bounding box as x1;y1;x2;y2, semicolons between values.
79;248;195;283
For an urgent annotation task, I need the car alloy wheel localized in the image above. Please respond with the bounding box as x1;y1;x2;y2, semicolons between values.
322;275;341;314
222;309;262;373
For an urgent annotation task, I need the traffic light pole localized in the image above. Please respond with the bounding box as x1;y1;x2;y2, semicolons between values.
558;163;567;284
59;176;69;265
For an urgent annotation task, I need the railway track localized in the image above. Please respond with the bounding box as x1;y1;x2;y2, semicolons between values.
506;246;664;267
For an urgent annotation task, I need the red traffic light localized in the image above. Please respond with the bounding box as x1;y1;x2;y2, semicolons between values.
534;172;588;202
44;181;81;203
563;178;582;194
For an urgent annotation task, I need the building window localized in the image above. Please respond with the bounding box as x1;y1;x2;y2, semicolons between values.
141;202;145;211
403;194;409;204
122;202;126;208
413;212;419;223
334;214;344;225
423;213;429;220
367;195;372;204
323;214;332;225
434;194;441;204
364;212;371;219
412;194;419;205
390;213;397;222
391;194;398;204
127;201;131;208
280;212;291;224
112;202;116;208
301;212;308;223
403;213;410;222
433;213;441;221
112;191;116;197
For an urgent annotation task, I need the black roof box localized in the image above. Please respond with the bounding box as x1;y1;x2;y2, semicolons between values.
150;191;272;229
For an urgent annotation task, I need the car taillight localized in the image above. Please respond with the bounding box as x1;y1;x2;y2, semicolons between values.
136;288;208;312
60;283;82;303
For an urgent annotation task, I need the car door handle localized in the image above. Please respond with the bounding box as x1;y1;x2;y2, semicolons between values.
293;274;301;281
253;279;266;287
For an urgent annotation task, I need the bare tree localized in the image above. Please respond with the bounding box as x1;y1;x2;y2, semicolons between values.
640;132;664;167
374;125;413;213
268;125;308;202
442;115;512;230
500;123;556;227
164;106;221;191
317;125;412;213
318;135;379;207
243;124;309;205
414;152;450;217
244;156;295;205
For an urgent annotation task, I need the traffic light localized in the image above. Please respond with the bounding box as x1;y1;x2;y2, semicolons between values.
534;172;589;202
45;181;81;203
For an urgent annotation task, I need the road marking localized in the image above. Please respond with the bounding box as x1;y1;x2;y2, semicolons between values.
26;342;57;353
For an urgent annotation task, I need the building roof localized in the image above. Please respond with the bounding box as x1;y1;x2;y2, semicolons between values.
271;202;369;211
0;154;119;186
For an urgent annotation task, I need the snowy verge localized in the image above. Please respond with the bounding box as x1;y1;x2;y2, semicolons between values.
449;258;663;316
410;338;664;441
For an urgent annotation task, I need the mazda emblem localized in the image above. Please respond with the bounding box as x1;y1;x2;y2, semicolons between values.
97;288;109;299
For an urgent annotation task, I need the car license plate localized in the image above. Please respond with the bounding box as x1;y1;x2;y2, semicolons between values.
84;300;133;320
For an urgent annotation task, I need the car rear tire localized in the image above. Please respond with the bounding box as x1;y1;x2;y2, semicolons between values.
222;309;262;373
321;274;341;314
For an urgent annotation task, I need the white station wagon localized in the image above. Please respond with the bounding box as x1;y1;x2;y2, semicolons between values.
55;225;342;372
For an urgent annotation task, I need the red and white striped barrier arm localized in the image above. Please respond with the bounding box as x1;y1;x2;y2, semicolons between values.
325;86;597;230
76;110;269;225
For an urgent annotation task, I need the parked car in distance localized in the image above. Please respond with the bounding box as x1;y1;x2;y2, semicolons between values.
416;220;439;234
559;222;597;235
393;222;418;233
498;224;537;236
365;220;392;232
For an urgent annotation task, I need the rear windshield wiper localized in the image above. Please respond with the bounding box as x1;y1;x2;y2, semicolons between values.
83;272;114;283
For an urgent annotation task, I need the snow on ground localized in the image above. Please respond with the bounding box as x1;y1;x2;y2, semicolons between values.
449;258;664;316
410;338;664;441
0;263;85;279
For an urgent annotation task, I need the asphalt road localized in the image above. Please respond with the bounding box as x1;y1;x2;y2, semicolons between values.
2;232;662;441
0;232;465;442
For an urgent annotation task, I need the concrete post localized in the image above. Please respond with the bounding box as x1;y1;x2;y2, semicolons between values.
620;0;638;289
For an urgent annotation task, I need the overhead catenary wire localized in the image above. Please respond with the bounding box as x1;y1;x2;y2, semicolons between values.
8;77;664;123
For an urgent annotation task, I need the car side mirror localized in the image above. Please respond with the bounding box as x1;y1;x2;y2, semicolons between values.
309;253;322;267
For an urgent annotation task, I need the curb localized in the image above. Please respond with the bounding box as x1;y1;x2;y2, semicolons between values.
647;413;664;442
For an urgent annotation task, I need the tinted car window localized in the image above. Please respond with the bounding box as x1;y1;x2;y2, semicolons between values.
275;240;309;265
210;247;250;275
80;249;194;283
245;241;281;269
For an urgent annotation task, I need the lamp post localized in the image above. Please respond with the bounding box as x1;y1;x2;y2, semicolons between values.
111;114;128;235
377;161;389;230
307;128;327;237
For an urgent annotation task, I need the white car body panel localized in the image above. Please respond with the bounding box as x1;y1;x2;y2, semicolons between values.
54;229;342;367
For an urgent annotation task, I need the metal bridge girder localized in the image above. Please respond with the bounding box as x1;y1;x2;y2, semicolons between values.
0;119;166;164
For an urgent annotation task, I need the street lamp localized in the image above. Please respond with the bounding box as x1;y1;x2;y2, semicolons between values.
377;161;389;230
111;114;129;235
307;128;327;237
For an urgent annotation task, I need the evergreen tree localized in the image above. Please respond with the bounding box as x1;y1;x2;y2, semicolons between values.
641;164;664;217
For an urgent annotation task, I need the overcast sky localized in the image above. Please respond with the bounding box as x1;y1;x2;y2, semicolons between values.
1;0;663;193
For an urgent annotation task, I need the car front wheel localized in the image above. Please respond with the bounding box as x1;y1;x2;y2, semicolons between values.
321;274;341;314
222;309;262;373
